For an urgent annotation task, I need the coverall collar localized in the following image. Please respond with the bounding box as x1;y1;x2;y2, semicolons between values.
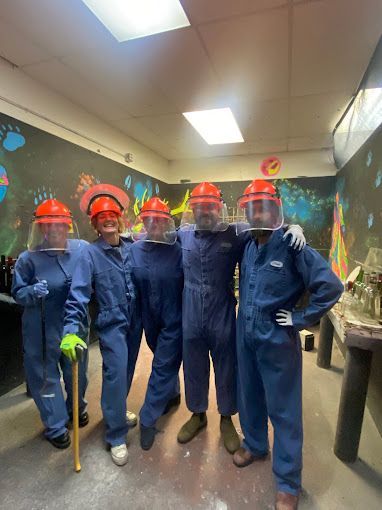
97;235;127;251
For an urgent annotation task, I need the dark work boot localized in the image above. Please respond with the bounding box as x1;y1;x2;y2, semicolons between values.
140;425;158;450
67;411;89;429
177;413;207;444
220;415;240;454
162;394;181;415
47;431;71;449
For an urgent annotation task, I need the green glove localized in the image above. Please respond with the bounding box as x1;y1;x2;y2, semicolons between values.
60;334;87;362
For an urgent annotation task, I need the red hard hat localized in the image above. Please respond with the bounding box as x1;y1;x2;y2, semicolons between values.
34;199;72;224
89;196;122;219
189;182;222;206
140;197;171;219
238;179;280;208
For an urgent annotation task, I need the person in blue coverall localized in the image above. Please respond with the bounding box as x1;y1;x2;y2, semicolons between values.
177;182;306;454
60;195;142;466
232;180;343;510
12;199;89;449
130;197;183;450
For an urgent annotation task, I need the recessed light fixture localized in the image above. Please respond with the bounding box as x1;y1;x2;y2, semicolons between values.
81;0;190;42
183;108;244;145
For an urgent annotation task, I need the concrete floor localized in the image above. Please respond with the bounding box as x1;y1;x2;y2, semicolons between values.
1;327;382;510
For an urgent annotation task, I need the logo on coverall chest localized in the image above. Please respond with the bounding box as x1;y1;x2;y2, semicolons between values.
270;260;283;268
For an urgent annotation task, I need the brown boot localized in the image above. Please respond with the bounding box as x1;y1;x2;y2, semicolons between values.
233;446;267;467
177;413;207;443
275;491;299;510
220;416;240;454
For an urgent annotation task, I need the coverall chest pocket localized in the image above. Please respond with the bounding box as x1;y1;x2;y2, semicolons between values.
262;267;286;296
131;265;149;284
94;268;123;306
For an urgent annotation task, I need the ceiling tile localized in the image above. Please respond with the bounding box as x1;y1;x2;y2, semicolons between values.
288;134;333;151
0;0;118;57
182;0;287;24
289;91;351;137
124;28;222;112
111;118;175;159
137;113;204;145
233;99;289;141
245;139;288;154
0;18;52;66
292;0;382;96
198;9;289;101
22;59;132;121
62;49;178;117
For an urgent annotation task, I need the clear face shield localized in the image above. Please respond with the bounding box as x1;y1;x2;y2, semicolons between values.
27;216;81;252
132;213;177;245
236;193;284;234
180;198;229;232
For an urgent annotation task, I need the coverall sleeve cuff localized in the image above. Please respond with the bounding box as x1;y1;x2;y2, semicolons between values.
292;310;306;330
63;326;80;337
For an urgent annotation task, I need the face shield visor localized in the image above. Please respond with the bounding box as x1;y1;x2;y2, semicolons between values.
236;193;284;234
180;197;229;232
132;211;177;245
27;215;81;252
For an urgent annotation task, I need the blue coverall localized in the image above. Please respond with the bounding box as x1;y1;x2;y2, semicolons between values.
178;226;245;416
237;230;343;495
63;236;142;447
12;240;89;440
130;240;183;427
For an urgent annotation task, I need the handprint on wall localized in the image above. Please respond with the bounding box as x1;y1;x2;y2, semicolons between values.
0;124;26;152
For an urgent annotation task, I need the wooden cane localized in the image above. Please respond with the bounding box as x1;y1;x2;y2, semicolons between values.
72;345;84;473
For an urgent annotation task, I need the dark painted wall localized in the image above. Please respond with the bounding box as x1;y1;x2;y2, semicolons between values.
170;177;336;255
0;112;172;257
335;125;382;268
334;124;382;436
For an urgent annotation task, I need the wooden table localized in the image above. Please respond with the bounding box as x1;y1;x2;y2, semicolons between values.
317;301;382;462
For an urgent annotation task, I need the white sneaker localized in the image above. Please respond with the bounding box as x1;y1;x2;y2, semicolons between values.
111;443;128;466
126;410;137;428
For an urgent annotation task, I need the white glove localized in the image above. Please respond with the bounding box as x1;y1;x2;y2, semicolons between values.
275;309;293;326
33;280;49;298
283;224;306;250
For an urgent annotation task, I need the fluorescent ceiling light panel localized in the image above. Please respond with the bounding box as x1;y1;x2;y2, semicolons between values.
183;108;244;145
81;0;190;41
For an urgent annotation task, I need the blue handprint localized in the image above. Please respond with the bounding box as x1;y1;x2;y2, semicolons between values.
33;186;55;205
0;124;26;152
375;169;382;188
366;150;373;167
368;213;374;229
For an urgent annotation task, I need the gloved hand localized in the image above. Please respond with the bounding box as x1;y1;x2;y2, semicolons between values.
275;309;293;326
283;225;306;250
33;280;49;298
60;334;87;362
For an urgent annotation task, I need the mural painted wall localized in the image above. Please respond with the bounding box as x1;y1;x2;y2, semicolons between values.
0;110;336;258
331;123;382;437
0;112;173;256
332;124;382;273
170;177;336;255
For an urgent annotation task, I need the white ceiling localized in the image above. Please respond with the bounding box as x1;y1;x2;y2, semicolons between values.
0;0;381;160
